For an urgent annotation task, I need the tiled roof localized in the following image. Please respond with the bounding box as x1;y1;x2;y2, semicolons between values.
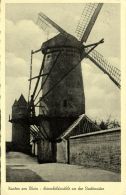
58;114;101;140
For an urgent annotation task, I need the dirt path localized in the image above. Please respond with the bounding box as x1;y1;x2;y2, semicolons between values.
6;152;121;182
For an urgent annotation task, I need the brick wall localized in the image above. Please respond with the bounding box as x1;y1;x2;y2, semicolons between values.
69;129;121;172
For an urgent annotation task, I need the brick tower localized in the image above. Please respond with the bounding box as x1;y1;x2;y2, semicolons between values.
37;34;85;162
12;94;30;154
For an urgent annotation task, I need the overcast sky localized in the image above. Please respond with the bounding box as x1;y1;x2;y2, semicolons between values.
5;3;120;141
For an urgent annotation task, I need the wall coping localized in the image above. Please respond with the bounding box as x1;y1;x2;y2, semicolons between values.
70;127;121;139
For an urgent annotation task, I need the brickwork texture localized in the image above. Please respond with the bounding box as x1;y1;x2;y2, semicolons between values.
69;129;121;172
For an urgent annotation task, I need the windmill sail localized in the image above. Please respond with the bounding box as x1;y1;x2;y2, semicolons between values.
37;12;68;36
86;49;121;88
37;13;51;32
75;3;103;43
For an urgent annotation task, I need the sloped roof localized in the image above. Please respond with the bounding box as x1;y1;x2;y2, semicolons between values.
57;114;101;140
16;94;27;106
12;99;18;106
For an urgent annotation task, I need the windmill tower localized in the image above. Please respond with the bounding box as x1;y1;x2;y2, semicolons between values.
37;33;86;162
41;34;85;133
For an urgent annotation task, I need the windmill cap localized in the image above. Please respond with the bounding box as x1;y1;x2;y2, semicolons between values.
41;33;83;53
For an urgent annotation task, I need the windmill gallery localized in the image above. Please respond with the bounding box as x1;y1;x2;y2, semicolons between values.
6;3;121;181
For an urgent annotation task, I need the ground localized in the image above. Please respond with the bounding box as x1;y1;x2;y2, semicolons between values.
6;152;121;182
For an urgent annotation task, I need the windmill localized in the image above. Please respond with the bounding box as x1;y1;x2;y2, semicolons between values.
10;3;121;162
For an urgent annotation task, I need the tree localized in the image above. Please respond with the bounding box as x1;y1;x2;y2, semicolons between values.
94;117;120;130
99;120;108;130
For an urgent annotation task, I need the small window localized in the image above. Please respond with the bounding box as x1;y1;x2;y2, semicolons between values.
63;100;67;107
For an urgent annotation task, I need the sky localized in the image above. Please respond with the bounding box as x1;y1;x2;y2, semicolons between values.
5;3;120;141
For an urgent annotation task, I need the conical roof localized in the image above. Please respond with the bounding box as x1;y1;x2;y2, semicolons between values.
17;94;27;106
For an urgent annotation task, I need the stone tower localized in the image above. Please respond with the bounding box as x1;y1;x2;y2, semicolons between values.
12;94;30;154
38;34;85;162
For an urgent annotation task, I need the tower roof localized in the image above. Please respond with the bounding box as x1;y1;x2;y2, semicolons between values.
41;33;83;53
16;94;27;106
12;99;18;107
